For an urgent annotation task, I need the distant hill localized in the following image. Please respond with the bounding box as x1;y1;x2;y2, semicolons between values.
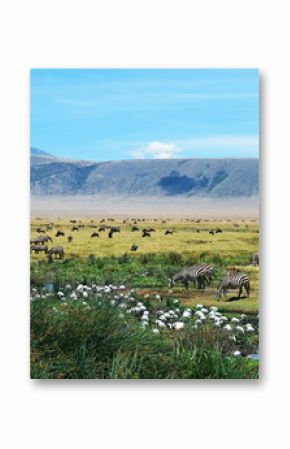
30;147;57;166
30;155;259;198
31;147;54;157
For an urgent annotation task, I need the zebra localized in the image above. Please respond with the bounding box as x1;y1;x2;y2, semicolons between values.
184;264;214;286
169;268;203;290
216;272;250;300
169;264;214;290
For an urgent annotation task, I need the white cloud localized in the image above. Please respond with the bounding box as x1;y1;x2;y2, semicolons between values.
130;141;181;159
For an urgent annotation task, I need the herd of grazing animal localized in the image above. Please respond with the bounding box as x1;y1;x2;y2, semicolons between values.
31;218;259;300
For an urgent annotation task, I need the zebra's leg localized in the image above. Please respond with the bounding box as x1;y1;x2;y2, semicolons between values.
183;279;189;290
245;283;250;297
238;285;243;298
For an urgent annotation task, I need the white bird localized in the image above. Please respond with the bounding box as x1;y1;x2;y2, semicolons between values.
173;322;184;330
245;323;255;333
232;350;241;357
231;317;240;324
152;328;160;334
224;324;233;332
235;326;245;335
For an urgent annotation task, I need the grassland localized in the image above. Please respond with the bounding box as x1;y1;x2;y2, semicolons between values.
31;217;259;314
30;216;259;379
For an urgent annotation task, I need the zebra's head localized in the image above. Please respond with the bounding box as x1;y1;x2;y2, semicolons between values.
168;278;175;287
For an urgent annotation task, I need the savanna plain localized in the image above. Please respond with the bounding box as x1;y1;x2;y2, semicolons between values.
30;215;259;379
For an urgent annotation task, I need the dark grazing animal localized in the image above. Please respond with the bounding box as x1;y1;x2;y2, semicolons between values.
30;245;48;254
209;230;215;235
216;272;250;300
131;226;139;232
70;219;77;223
250;252;259;266
98;227;106;232
36;227;46;233
67;235;73;242
71;226;79;232
110;227;120;233
30;235;53;245
215;228;223;234
142;231;151;237
164;230;173;235
130;244;138;251
47;246;64;261
91;232;99;238
55;230;65;237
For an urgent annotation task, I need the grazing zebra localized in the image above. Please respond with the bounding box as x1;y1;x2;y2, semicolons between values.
169;264;214;290
188;264;214;286
170;268;206;290
216;272;250;300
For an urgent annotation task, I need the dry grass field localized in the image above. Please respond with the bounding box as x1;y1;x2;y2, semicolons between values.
30;216;259;314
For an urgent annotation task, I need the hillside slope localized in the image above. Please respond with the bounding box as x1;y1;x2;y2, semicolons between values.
30;157;259;197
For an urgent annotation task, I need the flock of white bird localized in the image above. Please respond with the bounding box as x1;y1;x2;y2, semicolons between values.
31;283;259;357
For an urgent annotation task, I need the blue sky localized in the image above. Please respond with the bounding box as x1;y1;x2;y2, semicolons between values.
30;69;259;160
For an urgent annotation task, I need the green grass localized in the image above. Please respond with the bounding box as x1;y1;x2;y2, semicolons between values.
31;299;258;379
30;218;259;378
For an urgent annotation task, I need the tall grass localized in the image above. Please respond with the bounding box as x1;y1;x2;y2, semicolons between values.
31;300;258;379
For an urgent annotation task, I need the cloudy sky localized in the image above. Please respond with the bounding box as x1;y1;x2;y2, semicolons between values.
30;69;259;160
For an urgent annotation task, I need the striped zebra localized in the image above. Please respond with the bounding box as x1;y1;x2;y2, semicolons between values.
169;264;214;290
216;272;250;300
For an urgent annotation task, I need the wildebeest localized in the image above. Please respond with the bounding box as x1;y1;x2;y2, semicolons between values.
216;272;250;300
131;226;139;232
71;226;79;232
91;232;99;238
130;244;138;251
142;231;151;237
250;252;259;266
98;227;106;232
36;227;46;233
110;226;120;233
55;230;65;237
30;235;53;245
209;230;215;235
30;245;48;254
215;228;222;234
70;219;77;223
164;230;173;235
67;235;73;242
47;246;64;261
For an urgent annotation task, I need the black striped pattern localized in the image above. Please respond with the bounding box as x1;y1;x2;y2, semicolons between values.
216;272;250;299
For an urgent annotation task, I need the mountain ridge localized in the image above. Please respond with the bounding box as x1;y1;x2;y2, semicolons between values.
30;154;259;198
